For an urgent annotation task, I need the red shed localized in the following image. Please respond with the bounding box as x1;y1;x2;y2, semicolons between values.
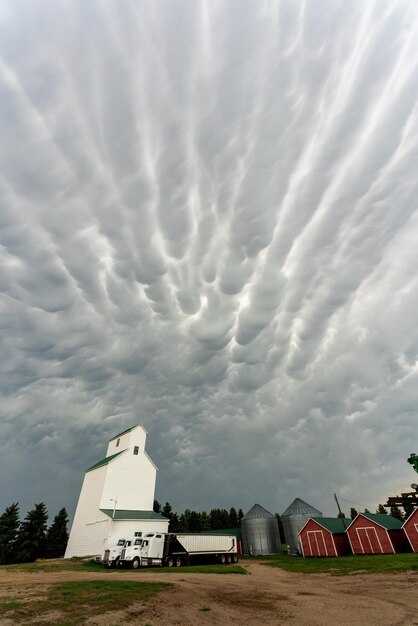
402;508;418;552
299;517;351;557
347;513;410;554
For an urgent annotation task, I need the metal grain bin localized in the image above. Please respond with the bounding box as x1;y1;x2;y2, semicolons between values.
241;504;281;555
281;498;322;555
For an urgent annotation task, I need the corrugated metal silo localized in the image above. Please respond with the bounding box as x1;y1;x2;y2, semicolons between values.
281;498;322;555
241;504;281;555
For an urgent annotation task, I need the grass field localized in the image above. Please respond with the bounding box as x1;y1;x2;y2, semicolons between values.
0;579;171;625
261;552;418;575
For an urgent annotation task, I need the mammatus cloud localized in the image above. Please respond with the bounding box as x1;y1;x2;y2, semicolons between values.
1;0;418;519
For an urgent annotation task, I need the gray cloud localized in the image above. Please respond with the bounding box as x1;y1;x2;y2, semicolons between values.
1;0;418;520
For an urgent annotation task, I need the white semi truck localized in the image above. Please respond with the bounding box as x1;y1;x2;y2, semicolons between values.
102;536;142;568
117;532;239;569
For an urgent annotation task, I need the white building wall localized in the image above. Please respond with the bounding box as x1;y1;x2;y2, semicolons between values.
107;519;169;549
100;448;156;512
64;466;109;558
106;425;147;457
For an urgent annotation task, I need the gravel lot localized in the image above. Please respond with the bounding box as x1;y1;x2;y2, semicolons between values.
1;560;418;625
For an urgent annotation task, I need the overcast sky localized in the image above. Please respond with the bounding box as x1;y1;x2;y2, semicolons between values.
1;0;418;521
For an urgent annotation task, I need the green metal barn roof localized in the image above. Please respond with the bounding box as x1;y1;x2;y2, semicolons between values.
360;512;403;530
86;450;126;472
310;517;349;534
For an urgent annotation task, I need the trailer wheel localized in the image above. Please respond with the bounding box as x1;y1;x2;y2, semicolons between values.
226;554;232;564
167;557;175;567
232;554;238;563
219;554;226;564
132;558;140;569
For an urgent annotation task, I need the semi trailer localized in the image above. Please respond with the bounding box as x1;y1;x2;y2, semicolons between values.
118;532;238;568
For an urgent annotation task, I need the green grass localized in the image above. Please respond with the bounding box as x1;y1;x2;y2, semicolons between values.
0;558;246;575
0;600;24;610
0;580;171;625
0;558;104;573
261;552;418;575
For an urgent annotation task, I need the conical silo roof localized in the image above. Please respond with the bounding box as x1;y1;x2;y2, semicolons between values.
281;498;322;516
242;504;275;520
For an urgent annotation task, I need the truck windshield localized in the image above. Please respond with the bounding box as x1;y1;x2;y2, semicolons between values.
134;539;142;546
117;540;125;546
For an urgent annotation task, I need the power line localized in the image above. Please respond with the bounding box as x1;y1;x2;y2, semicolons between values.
337;496;380;510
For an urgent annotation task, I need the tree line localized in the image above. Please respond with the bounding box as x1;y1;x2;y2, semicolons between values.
153;500;245;532
0;503;69;564
338;503;412;521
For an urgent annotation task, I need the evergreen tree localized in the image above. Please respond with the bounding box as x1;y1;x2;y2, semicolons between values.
403;503;414;520
364;508;371;514
188;511;202;532
350;507;358;520
46;508;69;559
153;500;161;514
229;507;239;528
169;512;181;532
390;505;404;521
199;511;210;531
161;502;172;520
337;511;346;519
376;504;388;515
161;502;181;532
0;503;20;564
179;509;193;532
15;502;48;562
238;508;244;523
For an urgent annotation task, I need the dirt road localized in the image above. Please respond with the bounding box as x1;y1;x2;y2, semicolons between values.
1;560;418;625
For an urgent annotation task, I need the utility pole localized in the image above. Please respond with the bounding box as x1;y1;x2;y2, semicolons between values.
334;493;347;530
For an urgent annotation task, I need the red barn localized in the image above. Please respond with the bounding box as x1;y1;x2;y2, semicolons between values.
402;508;418;552
347;513;410;554
299;517;351;557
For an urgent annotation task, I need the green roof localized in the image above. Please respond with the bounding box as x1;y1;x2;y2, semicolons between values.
86;450;126;472
100;509;168;521
108;426;135;442
360;512;403;530
311;517;349;534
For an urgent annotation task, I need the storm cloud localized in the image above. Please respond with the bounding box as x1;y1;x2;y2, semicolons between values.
1;0;418;519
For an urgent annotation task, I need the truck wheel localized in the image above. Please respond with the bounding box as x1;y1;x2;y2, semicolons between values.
219;554;226;564
175;558;182;567
167;557;174;567
132;558;140;569
226;554;232;564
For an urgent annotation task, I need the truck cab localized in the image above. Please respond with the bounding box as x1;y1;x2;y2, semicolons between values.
118;537;144;568
102;538;131;568
139;533;167;566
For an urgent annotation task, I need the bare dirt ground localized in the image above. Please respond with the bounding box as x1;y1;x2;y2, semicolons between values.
1;560;418;625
